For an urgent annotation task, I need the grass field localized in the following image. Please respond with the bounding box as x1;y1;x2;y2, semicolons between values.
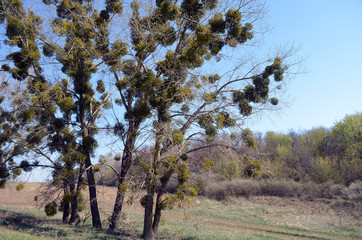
0;182;361;240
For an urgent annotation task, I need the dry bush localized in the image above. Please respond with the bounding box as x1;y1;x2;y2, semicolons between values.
294;181;323;199
329;183;344;196
202;179;258;200
199;178;348;201
259;180;298;197
341;181;362;201
202;179;263;200
331;182;362;219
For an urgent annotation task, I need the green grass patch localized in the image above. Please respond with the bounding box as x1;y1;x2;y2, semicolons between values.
0;227;46;240
158;218;281;240
166;197;361;239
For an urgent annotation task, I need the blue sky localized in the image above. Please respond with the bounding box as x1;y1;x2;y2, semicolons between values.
247;0;362;133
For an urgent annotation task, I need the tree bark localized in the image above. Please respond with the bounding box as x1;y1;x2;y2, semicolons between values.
142;127;162;240
85;153;102;229
152;192;162;235
152;168;174;234
142;188;155;240
108;120;140;232
108;166;130;231
108;178;126;232
79;92;102;229
62;201;70;223
62;187;70;224
69;172;82;226
108;163;131;232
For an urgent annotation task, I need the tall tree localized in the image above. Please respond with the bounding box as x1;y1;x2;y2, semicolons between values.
115;1;290;239
96;0;292;237
0;0;126;229
1;0;81;225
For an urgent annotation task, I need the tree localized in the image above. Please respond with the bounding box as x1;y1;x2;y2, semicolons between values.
264;131;293;161
332;112;362;183
117;1;291;238
296;127;332;181
261;131;295;177
0;0;125;229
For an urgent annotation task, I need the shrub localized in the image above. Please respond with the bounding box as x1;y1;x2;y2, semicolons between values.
260;180;297;197
214;156;241;180
259;160;288;179
310;156;340;183
341;181;362;201
202;179;262;200
329;183;344;197
199;178;350;200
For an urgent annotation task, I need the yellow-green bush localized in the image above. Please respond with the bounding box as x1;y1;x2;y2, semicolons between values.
214;158;240;180
310;156;341;183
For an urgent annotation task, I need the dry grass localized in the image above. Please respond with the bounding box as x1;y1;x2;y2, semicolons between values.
0;182;361;240
0;182;144;213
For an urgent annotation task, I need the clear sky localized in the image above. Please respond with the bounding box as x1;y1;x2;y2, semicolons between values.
247;0;362;133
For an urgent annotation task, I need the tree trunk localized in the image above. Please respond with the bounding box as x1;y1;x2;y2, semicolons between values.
69;174;81;226
152;168;174;234
152;192;162;235
108;121;140;232
142;188;155;240
143;127;162;240
85;153;102;229
62;201;70;223
79;93;102;229
108;169;129;232
108;166;131;232
62;187;70;224
107;178;126;232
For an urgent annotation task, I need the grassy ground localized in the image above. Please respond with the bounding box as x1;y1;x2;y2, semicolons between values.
0;182;361;240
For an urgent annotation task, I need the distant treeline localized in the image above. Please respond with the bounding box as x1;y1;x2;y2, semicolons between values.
97;112;361;187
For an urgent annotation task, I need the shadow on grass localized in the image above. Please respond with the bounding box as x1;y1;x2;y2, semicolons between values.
0;209;65;236
0;209;142;239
